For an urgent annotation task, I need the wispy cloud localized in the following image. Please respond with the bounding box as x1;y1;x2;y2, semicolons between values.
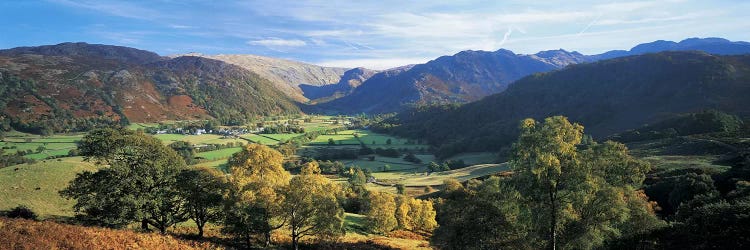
20;0;747;69
248;38;307;47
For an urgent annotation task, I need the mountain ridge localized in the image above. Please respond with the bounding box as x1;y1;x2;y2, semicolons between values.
317;37;750;114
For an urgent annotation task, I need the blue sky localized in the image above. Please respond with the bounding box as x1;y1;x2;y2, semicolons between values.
1;0;748;69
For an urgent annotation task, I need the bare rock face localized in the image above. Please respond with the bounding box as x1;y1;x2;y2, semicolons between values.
192;54;350;102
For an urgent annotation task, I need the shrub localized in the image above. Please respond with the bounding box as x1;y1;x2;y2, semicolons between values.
7;205;37;220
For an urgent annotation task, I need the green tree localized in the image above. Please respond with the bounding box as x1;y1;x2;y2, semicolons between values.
61;130;188;234
395;184;406;195
169;141;196;165
283;161;345;250
432;177;532;250
177;167;227;237
510;116;656;249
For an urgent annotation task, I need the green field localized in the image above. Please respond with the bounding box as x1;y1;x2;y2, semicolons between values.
446;152;498;165
153;134;246;145
1;133;83;159
371;163;510;187
308;129;429;150
193;159;229;172
261;133;304;142
0;157;98;218
196;147;242;161
240;134;279;145
342;154;435;172
642;155;730;172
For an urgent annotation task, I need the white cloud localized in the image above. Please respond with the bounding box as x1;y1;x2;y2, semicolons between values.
316;57;433;70
248;38;307;47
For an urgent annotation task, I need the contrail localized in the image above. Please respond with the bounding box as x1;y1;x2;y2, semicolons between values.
498;27;513;47
577;13;603;37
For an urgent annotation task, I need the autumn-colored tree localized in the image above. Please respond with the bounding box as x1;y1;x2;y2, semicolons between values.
394;195;412;230
223;143;290;247
365;191;398;234
283;161;345;250
408;198;437;233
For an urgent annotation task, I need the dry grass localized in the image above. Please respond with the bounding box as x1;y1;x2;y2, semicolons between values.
0;217;222;250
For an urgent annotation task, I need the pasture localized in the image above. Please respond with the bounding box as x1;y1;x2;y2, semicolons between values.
1;133;82;160
195;147;242;161
153;134;246;145
0;157;97;218
371;163;510;187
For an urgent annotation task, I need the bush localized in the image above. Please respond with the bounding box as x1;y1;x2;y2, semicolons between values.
7;205;37;220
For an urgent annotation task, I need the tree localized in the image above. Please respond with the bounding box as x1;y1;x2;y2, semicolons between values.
75;128;134;164
408;198;437;233
176;168;226;237
394;195;412;230
169;141;196;165
283;161;345;250
224;143;290;247
7;205;37;220
432;177;532;250
510;116;655;249
61;130;188;234
396;184;406;195
365;191;397;234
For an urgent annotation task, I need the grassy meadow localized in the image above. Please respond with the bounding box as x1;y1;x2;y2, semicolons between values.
0;157;97;218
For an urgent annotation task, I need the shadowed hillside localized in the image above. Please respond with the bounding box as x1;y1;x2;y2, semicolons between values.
375;51;750;156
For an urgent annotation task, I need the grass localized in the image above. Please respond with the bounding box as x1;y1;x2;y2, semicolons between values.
341;213;431;250
240;134;278;145
0;157;98;218
641;155;730;172
371;163;510;187
195;147;242;161
446;152;498;165
342;154;435;172
2;134;83;159
192;159;229;172
262;133;303;142
153;134;245;145
308;129;430;151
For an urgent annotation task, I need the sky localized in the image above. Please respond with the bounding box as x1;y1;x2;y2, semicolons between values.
1;0;749;70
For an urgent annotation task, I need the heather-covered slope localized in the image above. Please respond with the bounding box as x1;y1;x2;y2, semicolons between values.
0;43;299;134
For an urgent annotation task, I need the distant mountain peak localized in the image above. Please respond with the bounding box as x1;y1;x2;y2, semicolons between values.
0;42;165;65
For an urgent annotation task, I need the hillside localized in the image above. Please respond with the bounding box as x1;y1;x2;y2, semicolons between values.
318;38;750;114
0;217;220;250
375;51;750;156
592;37;750;60
0;43;300;134
319;49;584;113
299;67;379;103
195;54;350;102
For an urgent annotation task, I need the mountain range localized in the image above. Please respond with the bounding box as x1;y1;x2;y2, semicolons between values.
375;51;750;157
317;37;750;113
2;38;750;134
0;43;299;133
